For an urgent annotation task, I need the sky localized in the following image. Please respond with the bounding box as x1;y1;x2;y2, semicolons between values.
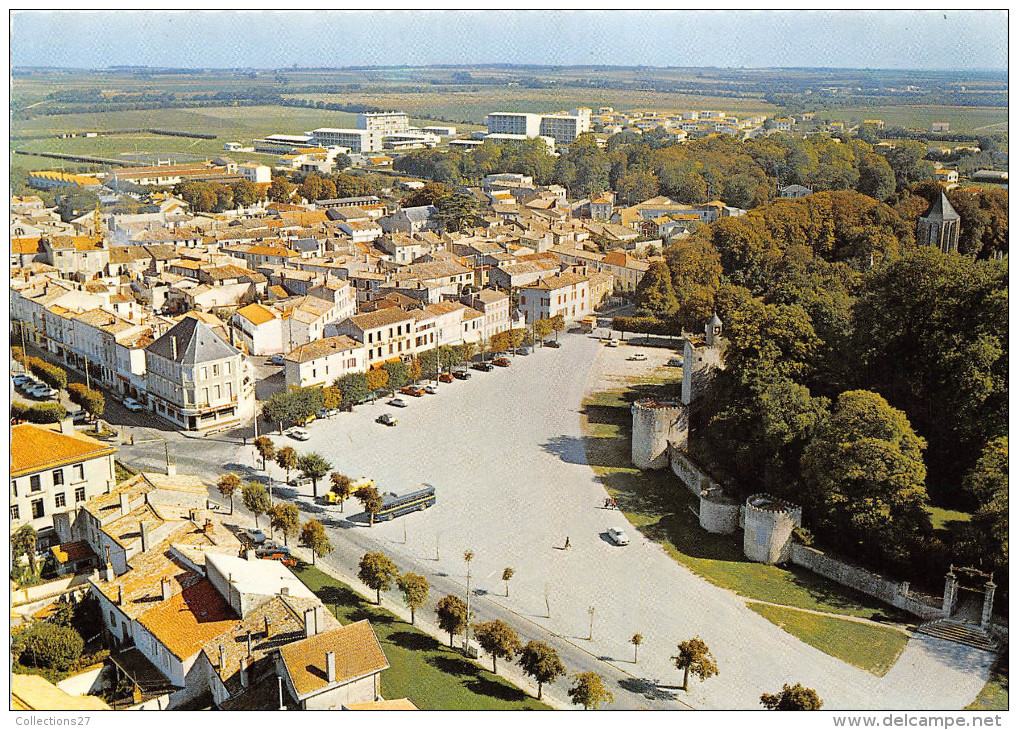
10;10;1008;71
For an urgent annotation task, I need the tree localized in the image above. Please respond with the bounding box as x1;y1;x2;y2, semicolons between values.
549;314;566;341
241;481;271;529
472;619;522;675
396;572;430;625
382;360;410;394
13;622;84;671
673;637;719;690
517;641;565;700
11;524;38;573
800;390;930;568
434;190;480;232
407;357;422;383
761;683;824;710
299;519;333;565
634;260;679;318
568;672;614;710
269;175;295;203
435;595;469;647
533;318;554;343
267;503;299;546
275;446;298;485
322;386;342;410
401;181;453;208
231;179;260;207
262;390;295;432
501;567;515;597
296;452;331;498
217;472;241;514
358;551;399;605
335;372;370;406
28;359;67;390
354;484;384;526
329;472;354;512
253;436;276;470
366;367;389;395
630;633;643;663
857;153;896;202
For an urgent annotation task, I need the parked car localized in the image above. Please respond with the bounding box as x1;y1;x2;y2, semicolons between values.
607;527;630;546
666;357;683;367
288;427;310;441
70;409;89;424
269;355;286;366
244;528;268;546
388;397;408;408
30;386;58;399
627;353;648;361
423;384;438;395
401;385;426;397
452;369;472;380
123;397;144;412
288;475;312;487
493;357;511;367
376;413;398;427
12;374;32;386
606;338;620;348
316;408;338;419
260;552;297;568
438;372;455;383
16;377;39;391
544;340;561;348
516;346;531;355
472;362;494;372
255;542;289;557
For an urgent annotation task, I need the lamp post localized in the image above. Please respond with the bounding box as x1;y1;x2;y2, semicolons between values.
463;550;474;652
587;605;596;641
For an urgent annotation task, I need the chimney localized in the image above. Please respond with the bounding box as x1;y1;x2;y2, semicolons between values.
263;616;272;639
171;336;178;360
240;657;250;688
59;418;75;435
203;518;213;534
303;607;317;638
313;605;324;634
280;586;290;597
161;577;172;601
246;630;253;658
245;549;257;561
119;492;129;516
117;586;123;605
325;651;336;683
165;462;177;477
140;521;150;552
218;644;226;670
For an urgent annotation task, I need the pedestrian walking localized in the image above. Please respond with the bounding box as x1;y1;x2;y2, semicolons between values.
564;536;571;549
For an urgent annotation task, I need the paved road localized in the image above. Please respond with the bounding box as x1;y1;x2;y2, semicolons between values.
117;332;995;710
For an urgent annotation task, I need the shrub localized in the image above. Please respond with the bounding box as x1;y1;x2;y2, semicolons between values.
67;382;88;405
28;359;67;390
24;402;68;424
14;623;84;671
12;401;29;422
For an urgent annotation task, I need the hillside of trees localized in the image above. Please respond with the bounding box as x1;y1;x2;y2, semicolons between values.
631;187;1007;594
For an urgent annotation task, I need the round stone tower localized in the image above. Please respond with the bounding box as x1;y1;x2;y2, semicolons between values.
742;493;802;565
631;399;684;470
698;488;740;535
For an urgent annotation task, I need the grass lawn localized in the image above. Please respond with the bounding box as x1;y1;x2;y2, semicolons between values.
747;603;909;677
581;385;911;624
967;651;1008;710
293;564;550;710
925;505;973;532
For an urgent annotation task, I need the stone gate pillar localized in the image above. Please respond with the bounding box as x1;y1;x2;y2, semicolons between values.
981;576;996;629
942;566;958;618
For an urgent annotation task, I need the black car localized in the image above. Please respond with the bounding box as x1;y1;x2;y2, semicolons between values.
452;369;472;380
544;340;561;348
472;362;494;372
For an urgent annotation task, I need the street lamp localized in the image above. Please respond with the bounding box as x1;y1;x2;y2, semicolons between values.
463;550;474;651
587;605;596;640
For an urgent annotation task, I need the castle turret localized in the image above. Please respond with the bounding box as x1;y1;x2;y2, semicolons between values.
682;316;725;406
631;399;684;470
742;493;802;564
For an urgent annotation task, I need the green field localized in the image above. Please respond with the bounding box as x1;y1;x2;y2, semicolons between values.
824;105;1007;133
747;603;909;677
294;564;550;710
283;88;777;124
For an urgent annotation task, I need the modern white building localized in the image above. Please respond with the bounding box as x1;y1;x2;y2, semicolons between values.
356;112;411;136
485;108;591;146
283;335;367;388
238;163;271;184
486;112;543;137
310;128;383;153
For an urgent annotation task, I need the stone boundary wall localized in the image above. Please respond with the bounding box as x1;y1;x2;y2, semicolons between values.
668;444;720;498
789;543;946;620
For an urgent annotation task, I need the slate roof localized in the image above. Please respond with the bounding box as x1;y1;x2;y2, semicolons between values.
923;192;961;222
146;316;239;364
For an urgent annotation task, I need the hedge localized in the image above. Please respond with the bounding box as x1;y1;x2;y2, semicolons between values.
12;401;68;424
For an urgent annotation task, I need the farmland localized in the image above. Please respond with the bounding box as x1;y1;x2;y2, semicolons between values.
822;105;1007;133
